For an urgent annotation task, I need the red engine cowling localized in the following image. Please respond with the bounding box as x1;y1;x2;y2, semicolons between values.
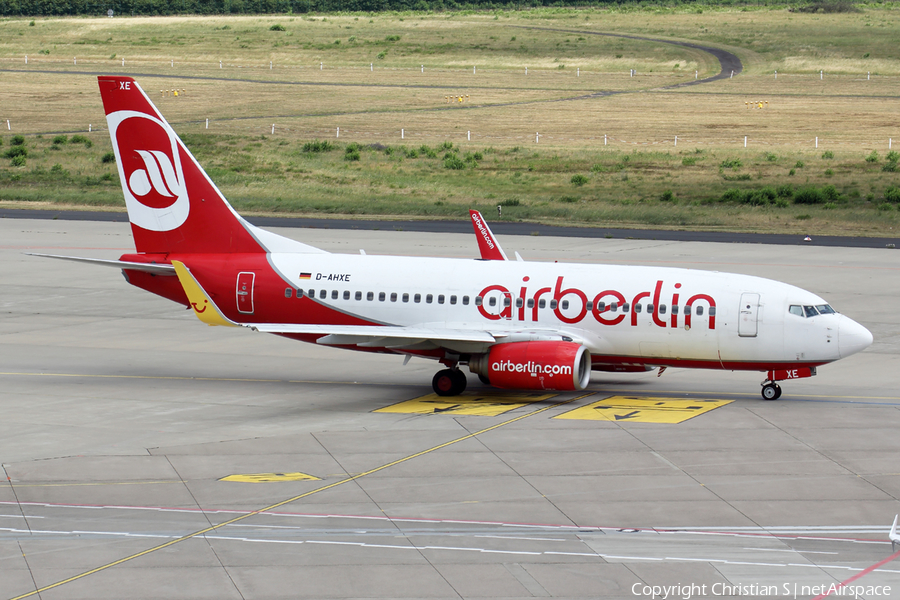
468;341;592;391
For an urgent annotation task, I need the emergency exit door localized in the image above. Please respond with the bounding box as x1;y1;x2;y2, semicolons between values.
236;272;255;314
738;292;760;337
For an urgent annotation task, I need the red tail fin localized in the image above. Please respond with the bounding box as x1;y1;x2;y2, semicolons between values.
98;76;264;255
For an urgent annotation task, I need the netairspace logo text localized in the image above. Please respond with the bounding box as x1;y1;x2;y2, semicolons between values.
631;582;892;599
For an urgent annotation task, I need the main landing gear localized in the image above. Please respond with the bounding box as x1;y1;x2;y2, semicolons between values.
433;368;467;396
761;381;782;400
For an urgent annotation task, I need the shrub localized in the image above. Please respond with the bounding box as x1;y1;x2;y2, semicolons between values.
821;184;840;202
720;158;742;169
821;150;834;159
682;156;696;166
794;160;804;168
70;134;92;148
660;190;675;202
441;141;453;151
878;203;894;211
775;198;790;208
885;186;900;203
866;150;879;163
764;152;777;162
52;135;67;145
558;196;578;203
101;152;115;163
385;34;401;41
794;187;824;204
11;135;25;146
404;148;418;159
882;162;897;172
376;52;386;60
591;163;605;172
570;174;588;186
776;184;794;198
10;155;26;167
887;150;900;163
824;169;834;177
302;140;333;153
270;24;285;31
500;198;520;207
721;188;743;203
473;151;483;161
443;155;465;170
4;146;27;159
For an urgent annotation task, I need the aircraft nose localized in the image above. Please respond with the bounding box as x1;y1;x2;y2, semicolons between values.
838;316;873;358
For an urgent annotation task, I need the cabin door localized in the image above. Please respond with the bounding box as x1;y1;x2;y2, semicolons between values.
738;292;760;338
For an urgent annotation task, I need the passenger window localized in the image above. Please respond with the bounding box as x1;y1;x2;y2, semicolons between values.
709;306;717;316
355;291;362;301
367;292;374;301
475;296;482;306
503;296;511;307
426;294;433;304
562;300;569;310
450;295;457;305
539;299;546;309
585;301;593;311
647;303;654;313
550;299;558;309
527;298;535;308
378;292;385;301
462;296;469;305
672;305;678;315
308;289;315;297
515;298;523;308
296;289;304;298
816;304;835;315
438;295;445;304
635;304;642;313
804;305;818;318
343;291;350;300
285;288;292;298
488;297;496;307
391;293;398;302
414;293;421;303
597;302;606;311
659;304;666;315
789;305;803;317
403;293;410;303
610;302;617;312
332;290;338;300
319;290;327;299
622;303;630;313
696;305;704;316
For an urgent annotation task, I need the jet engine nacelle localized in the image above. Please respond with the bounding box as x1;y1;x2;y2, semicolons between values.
469;341;592;391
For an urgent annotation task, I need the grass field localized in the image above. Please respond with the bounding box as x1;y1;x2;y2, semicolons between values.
1;6;900;235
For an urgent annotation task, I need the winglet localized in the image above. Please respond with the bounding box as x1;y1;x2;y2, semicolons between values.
469;210;508;261
891;514;899;552
171;260;239;327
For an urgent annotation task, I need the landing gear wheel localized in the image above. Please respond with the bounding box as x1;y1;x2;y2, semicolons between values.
433;369;467;396
761;383;782;401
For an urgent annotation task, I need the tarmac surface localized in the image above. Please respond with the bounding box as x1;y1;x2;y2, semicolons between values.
2;217;900;599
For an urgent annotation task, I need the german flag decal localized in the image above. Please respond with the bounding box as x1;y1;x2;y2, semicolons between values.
299;272;312;280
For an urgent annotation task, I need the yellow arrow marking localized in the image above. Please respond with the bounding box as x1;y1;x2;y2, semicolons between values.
376;392;556;416
555;396;732;424
219;472;320;483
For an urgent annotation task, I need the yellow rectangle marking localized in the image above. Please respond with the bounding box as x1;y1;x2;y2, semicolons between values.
219;472;321;483
376;392;556;416
554;396;732;424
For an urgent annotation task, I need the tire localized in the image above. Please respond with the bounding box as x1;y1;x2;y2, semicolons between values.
433;370;456;396
761;383;779;400
451;369;468;394
772;383;782;400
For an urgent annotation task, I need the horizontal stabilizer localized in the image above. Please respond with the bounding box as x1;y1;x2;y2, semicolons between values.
171;260;238;327
26;253;176;275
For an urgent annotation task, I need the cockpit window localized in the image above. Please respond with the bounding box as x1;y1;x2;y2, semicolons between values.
803;305;819;318
789;305;803;317
816;304;836;315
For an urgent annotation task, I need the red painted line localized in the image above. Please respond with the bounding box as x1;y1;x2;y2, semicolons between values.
811;549;900;599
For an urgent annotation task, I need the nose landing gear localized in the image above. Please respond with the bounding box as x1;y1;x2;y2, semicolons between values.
433;368;467;396
761;381;782;400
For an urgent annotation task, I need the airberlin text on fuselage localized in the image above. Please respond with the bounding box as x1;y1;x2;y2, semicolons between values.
477;276;717;329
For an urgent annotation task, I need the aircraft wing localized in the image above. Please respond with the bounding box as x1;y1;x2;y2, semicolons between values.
245;322;496;347
27;253;176;275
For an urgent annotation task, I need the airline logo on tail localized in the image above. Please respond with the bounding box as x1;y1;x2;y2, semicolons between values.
107;110;188;232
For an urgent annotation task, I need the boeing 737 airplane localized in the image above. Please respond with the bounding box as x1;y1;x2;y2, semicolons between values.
34;76;873;400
